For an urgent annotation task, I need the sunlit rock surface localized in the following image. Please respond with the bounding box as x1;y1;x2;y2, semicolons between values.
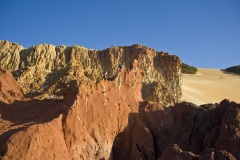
0;40;181;106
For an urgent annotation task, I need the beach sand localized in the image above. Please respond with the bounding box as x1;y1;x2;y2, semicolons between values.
182;68;240;105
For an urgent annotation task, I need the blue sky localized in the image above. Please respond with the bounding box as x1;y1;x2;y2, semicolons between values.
0;0;239;69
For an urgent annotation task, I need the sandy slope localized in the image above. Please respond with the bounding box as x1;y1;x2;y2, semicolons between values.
182;68;240;105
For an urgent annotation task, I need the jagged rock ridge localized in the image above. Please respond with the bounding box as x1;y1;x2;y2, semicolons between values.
0;40;181;106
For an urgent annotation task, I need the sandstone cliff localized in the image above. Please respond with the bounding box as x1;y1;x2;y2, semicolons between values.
0;40;182;106
0;41;23;71
0;69;25;103
112;100;240;160
0;67;239;160
1;40;239;160
0;63;143;159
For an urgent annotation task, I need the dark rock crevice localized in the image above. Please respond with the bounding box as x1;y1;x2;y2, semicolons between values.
112;100;240;160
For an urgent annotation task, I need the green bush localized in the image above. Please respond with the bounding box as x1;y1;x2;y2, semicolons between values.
225;65;240;74
181;63;198;74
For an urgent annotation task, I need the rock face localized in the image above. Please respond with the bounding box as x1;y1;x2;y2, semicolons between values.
0;41;23;71
0;40;181;106
0;40;239;160
0;65;239;159
0;69;25;103
0;63;143;160
112;100;240;160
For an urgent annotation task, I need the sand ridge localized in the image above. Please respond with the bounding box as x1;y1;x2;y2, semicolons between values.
182;68;240;105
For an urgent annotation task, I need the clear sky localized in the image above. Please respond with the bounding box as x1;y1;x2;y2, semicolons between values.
0;0;239;69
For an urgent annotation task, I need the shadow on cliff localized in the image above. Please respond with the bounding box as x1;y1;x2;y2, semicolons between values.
111;100;240;160
0;99;64;125
111;101;169;160
141;82;159;102
23;68;70;99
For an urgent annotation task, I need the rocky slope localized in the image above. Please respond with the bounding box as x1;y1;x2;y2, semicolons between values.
0;69;25;103
0;63;142;160
0;40;181;106
0;64;239;159
112;100;240;160
0;41;239;160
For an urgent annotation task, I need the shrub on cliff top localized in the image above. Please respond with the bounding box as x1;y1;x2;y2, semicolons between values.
181;63;198;74
225;65;240;74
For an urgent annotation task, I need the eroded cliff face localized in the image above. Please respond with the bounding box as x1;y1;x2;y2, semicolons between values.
0;63;143;160
0;69;25;103
0;67;239;160
0;41;23;71
0;40;181;106
2;40;238;160
112;100;240;160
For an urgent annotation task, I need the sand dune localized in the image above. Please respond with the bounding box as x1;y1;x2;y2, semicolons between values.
182;68;240;105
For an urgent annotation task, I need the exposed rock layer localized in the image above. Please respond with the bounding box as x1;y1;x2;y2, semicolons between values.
0;41;22;71
0;67;239;160
0;69;25;103
112;100;240;160
0;40;181;106
1;40;239;160
0;64;143;160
